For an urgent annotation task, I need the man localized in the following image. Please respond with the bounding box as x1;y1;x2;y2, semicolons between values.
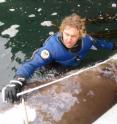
2;13;117;103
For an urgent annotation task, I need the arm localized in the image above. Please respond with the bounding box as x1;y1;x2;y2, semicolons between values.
2;46;54;103
89;36;114;50
16;47;53;79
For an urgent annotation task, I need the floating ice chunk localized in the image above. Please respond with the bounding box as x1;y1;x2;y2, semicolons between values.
77;4;80;7
1;24;20;38
105;28;109;31
0;21;4;26
37;8;42;12
28;14;36;18
19;7;23;10
49;31;54;35
9;8;15;12
112;3;116;8
51;12;57;15
41;21;53;27
0;0;5;3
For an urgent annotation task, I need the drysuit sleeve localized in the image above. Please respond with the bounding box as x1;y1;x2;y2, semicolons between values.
16;47;54;79
89;35;113;50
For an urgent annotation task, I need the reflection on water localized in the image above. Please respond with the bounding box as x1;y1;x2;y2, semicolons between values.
0;0;117;88
0;36;25;88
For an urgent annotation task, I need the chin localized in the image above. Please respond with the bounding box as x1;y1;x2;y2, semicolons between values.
65;44;72;48
66;45;73;49
66;46;72;49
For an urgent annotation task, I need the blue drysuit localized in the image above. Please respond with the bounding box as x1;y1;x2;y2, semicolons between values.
16;32;113;79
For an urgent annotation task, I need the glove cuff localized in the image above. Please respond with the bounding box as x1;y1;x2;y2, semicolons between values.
10;76;26;86
10;80;23;86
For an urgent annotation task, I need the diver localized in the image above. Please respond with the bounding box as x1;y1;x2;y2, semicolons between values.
2;13;117;103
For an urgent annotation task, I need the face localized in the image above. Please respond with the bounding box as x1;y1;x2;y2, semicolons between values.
62;26;80;48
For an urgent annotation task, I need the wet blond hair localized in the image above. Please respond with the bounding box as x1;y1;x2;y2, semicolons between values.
59;13;86;39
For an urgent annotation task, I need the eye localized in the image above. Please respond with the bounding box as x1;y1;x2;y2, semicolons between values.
65;32;69;36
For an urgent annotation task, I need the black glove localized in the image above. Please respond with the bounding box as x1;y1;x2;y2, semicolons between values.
2;77;26;103
112;42;117;50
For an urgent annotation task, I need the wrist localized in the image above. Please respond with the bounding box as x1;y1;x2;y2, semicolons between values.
15;76;26;83
10;76;26;87
10;80;23;86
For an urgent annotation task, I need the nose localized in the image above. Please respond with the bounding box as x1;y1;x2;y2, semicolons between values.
67;35;72;41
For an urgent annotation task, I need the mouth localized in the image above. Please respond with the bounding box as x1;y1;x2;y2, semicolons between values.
66;40;73;45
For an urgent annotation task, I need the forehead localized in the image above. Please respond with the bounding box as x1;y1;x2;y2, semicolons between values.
63;25;79;35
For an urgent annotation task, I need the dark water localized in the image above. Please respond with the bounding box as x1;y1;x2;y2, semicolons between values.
0;0;117;89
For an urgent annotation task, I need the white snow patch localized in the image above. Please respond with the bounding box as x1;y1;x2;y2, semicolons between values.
0;104;36;124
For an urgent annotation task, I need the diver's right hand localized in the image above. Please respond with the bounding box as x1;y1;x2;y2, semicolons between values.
2;79;24;103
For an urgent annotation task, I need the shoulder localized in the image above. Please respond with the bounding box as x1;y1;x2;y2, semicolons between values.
82;35;95;44
42;32;63;50
82;34;93;40
44;32;60;44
